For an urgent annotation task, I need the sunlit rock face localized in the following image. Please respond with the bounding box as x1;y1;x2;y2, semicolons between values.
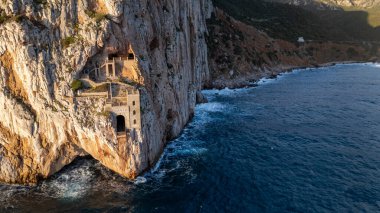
326;0;380;8
270;0;380;8
0;0;212;184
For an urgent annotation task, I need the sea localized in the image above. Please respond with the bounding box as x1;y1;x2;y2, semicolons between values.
1;63;380;212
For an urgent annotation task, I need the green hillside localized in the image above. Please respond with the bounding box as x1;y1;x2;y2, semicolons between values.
343;6;380;27
213;0;380;42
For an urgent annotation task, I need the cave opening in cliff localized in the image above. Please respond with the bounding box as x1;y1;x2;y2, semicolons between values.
128;53;135;60
116;115;126;132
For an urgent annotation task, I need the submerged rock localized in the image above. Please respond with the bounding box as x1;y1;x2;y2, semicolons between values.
196;91;208;104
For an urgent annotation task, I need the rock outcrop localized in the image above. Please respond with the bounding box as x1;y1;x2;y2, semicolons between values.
270;0;380;8
0;0;212;184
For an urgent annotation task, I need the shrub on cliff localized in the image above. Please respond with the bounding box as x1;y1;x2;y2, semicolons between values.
71;80;83;92
85;10;107;23
61;36;76;49
87;83;109;93
347;47;359;58
33;0;47;6
0;10;8;24
97;110;111;117
0;12;24;25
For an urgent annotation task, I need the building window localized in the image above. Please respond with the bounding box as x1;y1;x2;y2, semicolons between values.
128;53;135;60
133;119;137;125
132;101;136;106
108;64;113;76
133;110;136;115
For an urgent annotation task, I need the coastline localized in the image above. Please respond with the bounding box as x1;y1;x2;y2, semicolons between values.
146;60;379;178
120;60;380;180
206;60;378;90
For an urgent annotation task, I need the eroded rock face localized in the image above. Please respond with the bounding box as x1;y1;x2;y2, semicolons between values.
0;0;212;184
270;0;380;8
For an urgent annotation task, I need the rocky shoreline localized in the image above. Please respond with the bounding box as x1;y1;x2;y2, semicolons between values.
206;8;380;89
207;60;377;89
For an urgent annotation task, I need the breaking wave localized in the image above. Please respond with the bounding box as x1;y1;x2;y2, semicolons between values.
39;160;95;199
371;63;380;68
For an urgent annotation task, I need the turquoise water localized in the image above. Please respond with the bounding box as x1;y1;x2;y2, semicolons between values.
1;63;380;212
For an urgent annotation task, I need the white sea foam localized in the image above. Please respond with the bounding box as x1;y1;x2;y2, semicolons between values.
254;70;304;86
196;102;226;113
202;87;251;99
0;185;29;203
143;145;171;180
167;146;208;157
256;77;280;86
143;133;208;181
149;152;165;174
40;163;94;199
357;62;375;66
134;176;147;185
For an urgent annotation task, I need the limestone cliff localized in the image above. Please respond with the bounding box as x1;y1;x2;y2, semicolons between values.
0;0;212;184
270;0;380;8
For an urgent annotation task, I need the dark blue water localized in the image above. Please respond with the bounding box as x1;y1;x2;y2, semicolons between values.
1;63;380;212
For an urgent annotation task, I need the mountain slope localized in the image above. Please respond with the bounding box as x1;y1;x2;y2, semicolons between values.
214;0;380;41
206;8;380;88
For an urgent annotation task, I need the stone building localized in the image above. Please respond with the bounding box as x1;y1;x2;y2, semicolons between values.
90;45;141;83
80;45;142;140
105;83;141;135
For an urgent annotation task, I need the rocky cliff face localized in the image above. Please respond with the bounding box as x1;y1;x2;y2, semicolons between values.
0;0;212;184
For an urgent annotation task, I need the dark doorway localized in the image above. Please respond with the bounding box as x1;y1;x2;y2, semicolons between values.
116;115;126;132
108;64;113;76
